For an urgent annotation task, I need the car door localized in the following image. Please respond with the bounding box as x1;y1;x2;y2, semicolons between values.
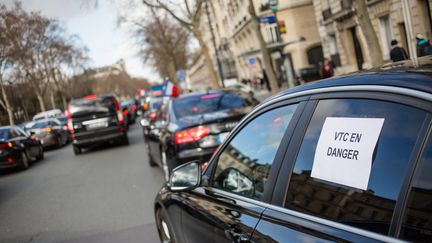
250;92;432;242
168;100;306;243
12;127;37;157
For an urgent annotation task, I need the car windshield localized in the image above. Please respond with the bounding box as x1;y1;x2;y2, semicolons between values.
27;121;50;129
0;128;10;141
173;93;247;119
57;117;67;125
150;98;162;110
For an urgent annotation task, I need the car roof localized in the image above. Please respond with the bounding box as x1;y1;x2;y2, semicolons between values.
269;69;432;103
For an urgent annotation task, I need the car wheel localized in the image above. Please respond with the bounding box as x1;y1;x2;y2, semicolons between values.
19;151;30;170
73;145;82;155
57;137;63;148
121;134;129;145
36;146;44;160
156;208;175;243
147;144;157;167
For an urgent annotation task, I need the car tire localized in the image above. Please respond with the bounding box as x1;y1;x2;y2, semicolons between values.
121;134;129;145
36;146;44;160
57;137;63;148
156;208;175;243
73;145;82;155
19;151;30;171
148;144;157;167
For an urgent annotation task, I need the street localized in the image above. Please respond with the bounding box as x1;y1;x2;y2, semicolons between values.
0;124;164;243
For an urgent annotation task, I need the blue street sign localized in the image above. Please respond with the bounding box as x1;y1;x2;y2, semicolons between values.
176;70;186;81
248;57;256;65
258;16;276;23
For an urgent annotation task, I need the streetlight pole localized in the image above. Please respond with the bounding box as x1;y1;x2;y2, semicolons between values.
205;0;225;88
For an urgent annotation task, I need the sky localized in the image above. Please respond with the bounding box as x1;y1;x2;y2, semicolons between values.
5;0;160;83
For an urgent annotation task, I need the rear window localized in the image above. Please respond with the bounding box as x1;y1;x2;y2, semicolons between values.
70;97;116;112
0;128;10;141
173;93;249;119
26;121;50;129
150;98;162;110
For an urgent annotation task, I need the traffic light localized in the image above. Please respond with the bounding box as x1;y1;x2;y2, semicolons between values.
278;20;286;34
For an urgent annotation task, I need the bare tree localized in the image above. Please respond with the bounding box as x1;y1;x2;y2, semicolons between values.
353;0;383;68
122;10;189;86
142;0;220;88
248;0;279;92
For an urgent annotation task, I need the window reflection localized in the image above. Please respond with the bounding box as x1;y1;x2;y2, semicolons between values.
401;137;432;242
213;105;298;200
285;99;427;235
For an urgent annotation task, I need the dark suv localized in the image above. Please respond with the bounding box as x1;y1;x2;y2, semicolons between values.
154;69;432;243
67;94;129;155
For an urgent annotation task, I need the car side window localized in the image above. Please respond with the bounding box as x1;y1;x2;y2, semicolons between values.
284;99;427;235
212;104;298;201
16;127;28;137
10;128;20;138
400;135;432;241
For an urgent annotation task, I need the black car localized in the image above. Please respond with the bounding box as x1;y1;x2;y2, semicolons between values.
140;96;163;137
0;126;43;170
121;99;138;126
154;69;432;243
67;94;129;155
24;118;69;149
146;90;259;180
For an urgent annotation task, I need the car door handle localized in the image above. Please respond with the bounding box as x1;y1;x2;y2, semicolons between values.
225;228;249;243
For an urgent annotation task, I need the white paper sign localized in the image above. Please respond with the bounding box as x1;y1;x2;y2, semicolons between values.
311;117;385;190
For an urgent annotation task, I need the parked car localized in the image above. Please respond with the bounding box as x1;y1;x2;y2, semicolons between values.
67;93;129;155
0;125;43;170
121;99;138;125
54;115;70;142
146;90;259;180
154;69;432;243
32;109;63;121
140;96;163;137
25;118;69;149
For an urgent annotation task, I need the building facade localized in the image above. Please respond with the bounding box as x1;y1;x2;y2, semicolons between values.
187;0;323;90
313;0;432;75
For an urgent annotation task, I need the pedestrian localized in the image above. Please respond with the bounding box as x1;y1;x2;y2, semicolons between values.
416;33;432;57
390;39;408;62
320;58;334;79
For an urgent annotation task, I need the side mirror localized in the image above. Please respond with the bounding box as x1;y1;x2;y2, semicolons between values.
140;119;150;127
29;131;35;136
169;161;202;191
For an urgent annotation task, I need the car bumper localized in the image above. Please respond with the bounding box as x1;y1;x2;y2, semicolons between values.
177;147;215;164
0;152;21;169
38;134;59;147
73;127;125;146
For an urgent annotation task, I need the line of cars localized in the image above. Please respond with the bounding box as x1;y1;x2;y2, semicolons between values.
152;65;432;243
140;89;259;181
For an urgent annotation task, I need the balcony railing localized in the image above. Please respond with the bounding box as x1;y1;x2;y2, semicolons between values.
322;8;332;21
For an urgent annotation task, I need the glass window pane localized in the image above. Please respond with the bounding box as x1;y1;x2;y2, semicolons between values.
400;136;432;242
284;99;427;235
213;104;298;200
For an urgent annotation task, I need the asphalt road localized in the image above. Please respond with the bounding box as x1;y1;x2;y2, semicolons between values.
0;124;165;243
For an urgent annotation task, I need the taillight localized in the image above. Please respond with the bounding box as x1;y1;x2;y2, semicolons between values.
0;142;13;148
45;127;52;132
123;109;129;116
148;112;157;120
174;126;209;145
131;105;137;111
67;104;74;134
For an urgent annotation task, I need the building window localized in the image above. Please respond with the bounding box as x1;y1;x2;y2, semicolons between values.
379;15;394;60
329;34;341;67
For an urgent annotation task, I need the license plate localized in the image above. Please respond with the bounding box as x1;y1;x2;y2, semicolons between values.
217;132;229;143
86;121;108;129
